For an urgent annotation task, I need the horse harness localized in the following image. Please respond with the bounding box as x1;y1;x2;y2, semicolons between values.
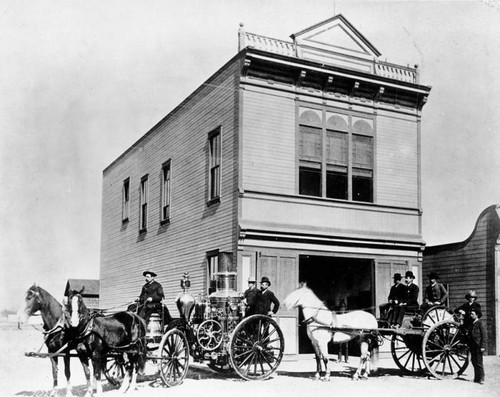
301;306;338;328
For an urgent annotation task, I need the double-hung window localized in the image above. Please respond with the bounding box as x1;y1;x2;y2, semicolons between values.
298;106;374;202
122;178;130;222
208;128;221;202
139;175;148;231
161;161;171;223
207;251;219;293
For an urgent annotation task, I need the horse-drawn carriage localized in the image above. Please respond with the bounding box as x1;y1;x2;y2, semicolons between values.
283;285;470;381
20;272;284;395
106;271;285;387
21;279;469;396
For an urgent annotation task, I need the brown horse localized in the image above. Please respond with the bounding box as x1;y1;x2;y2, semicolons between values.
18;284;93;397
66;289;147;396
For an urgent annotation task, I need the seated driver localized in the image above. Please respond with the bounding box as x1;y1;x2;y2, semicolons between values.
138;270;164;323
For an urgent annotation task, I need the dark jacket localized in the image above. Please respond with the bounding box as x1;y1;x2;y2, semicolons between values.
139;280;164;304
256;289;280;315
388;283;406;304
244;286;261;316
424;282;448;304
405;282;419;309
455;301;482;328
468;319;487;350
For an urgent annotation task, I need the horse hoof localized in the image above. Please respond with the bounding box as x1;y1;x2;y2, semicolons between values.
323;377;331;382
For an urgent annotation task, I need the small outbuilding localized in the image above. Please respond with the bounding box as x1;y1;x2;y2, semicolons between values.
64;279;100;310
423;204;500;355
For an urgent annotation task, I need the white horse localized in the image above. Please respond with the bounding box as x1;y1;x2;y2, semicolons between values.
284;285;379;381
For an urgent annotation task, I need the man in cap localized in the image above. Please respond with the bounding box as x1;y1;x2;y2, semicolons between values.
455;290;482;330
243;276;261;316
256;276;280;316
138;270;165;322
420;272;448;314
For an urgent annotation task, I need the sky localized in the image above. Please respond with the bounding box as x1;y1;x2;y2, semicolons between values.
1;0;499;311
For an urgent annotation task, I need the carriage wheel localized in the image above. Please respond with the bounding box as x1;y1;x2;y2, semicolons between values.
158;328;190;387
390;333;426;375
422;320;469;379
422;306;454;330
103;354;126;386
229;314;284;380
196;319;223;351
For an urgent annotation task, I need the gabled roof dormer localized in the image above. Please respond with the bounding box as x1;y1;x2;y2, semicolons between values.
291;14;381;74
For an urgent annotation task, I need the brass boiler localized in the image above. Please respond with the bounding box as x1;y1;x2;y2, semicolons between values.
209;272;241;321
176;273;195;322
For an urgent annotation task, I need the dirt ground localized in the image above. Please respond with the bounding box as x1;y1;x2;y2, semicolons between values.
2;322;499;397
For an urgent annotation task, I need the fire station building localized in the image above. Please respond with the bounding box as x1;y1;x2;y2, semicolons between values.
100;15;431;354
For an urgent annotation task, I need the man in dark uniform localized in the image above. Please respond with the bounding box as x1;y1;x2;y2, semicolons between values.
468;308;487;384
256;276;280;316
243;276;261;316
420;272;448;314
401;270;420;325
380;273;406;327
138;270;164;323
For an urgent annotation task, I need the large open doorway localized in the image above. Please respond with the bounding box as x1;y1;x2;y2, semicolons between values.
298;255;374;354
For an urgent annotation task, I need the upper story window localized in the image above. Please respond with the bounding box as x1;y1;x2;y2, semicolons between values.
139;175;148;231
161;161;171;223
208;127;221;203
299;106;373;203
122;178;130;222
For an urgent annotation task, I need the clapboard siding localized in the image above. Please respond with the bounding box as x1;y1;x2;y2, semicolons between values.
241;89;296;194
423;205;500;354
376;112;419;208
100;60;240;311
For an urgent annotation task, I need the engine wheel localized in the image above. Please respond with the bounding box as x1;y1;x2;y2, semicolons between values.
229;314;284;380
390;333;426;375
103;354;126;386
196;319;223;351
422;320;469;379
158;328;190;387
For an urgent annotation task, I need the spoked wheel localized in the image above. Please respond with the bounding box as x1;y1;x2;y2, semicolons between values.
103;354;126;386
390;333;426;375
229;314;284;380
422;320;469;379
158;328;190;387
422;306;454;330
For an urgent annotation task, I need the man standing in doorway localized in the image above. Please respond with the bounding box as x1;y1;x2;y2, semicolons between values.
243;276;261;316
256;276;280;316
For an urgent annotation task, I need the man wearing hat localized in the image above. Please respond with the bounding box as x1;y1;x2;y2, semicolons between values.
255;276;280;316
138;270;165;322
243;276;261;316
402;270;420;311
380;273;406;327
454;290;482;330
421;272;448;314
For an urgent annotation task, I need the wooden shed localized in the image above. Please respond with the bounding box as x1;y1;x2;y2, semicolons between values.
64;279;100;310
423;204;500;355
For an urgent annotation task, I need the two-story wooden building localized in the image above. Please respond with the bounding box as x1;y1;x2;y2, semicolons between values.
100;15;431;354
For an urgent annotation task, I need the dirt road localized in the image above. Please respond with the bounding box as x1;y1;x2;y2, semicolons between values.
2;323;498;397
